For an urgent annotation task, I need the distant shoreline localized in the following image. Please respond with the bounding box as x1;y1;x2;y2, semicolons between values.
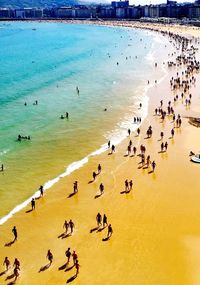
1;18;200;37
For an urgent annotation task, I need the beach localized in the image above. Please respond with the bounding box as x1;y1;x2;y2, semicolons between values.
0;21;200;285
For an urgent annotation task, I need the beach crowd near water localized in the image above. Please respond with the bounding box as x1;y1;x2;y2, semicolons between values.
0;21;200;285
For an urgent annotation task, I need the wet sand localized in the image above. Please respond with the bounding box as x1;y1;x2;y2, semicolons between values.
0;23;200;285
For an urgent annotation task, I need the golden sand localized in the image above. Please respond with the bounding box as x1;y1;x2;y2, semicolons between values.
0;22;200;285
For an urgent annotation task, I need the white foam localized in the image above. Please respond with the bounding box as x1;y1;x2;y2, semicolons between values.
0;149;9;156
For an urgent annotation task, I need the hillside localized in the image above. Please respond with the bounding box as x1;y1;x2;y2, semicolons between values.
0;0;78;8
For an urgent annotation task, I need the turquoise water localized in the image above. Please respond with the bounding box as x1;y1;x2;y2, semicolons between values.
0;22;166;221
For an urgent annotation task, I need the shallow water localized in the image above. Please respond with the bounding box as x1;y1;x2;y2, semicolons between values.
0;21;167;221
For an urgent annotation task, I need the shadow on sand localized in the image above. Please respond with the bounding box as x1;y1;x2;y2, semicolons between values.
25;209;33;213
58;263;68;271
68;192;76;198
65;265;74;272
102;237;110;242
94;193;102;199
38;263;51;272
5;274;15;281
7;281;16;285
66;275;77;283
4;240;15;247
0;270;6;277
90;227;98;233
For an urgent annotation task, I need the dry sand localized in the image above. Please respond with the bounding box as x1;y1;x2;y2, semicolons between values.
0;22;200;285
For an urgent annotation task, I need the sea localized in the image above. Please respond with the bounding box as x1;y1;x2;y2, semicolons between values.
0;21;170;224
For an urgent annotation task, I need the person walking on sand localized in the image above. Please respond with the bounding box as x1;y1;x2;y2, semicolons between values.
111;145;115;154
133;146;137;156
69;219;75;234
72;251;78;266
75;260;80;277
92;171;97;181
39;185;43;197
146;155;151;167
3;257;10;272
13;258;20;269
165;142;168;151
31;198;35;210
47;250;53;265
160;132;164;140
107;224;113;238
127;145;131;156
125;179;129;192
171;128;175;138
129;180;133;191
103;214;108;228
14;266;20;281
97;164;101;174
0;164;4;172
108;141;111;148
161;142;164;152
65;248;71;264
137;128;140;136
152;161;156;172
99;183;104;195
63;220;69;234
73;181;78;193
96;213;102;228
12;226;18;241
128;129;131;136
66;112;69;119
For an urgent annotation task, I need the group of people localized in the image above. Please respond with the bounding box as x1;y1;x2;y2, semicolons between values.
95;213;113;239
63;219;75;235
17;134;31;141
60;112;69;120
3;257;20;282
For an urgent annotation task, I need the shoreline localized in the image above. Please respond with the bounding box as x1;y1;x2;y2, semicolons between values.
0;22;167;225
2;18;200;37
0;21;200;285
